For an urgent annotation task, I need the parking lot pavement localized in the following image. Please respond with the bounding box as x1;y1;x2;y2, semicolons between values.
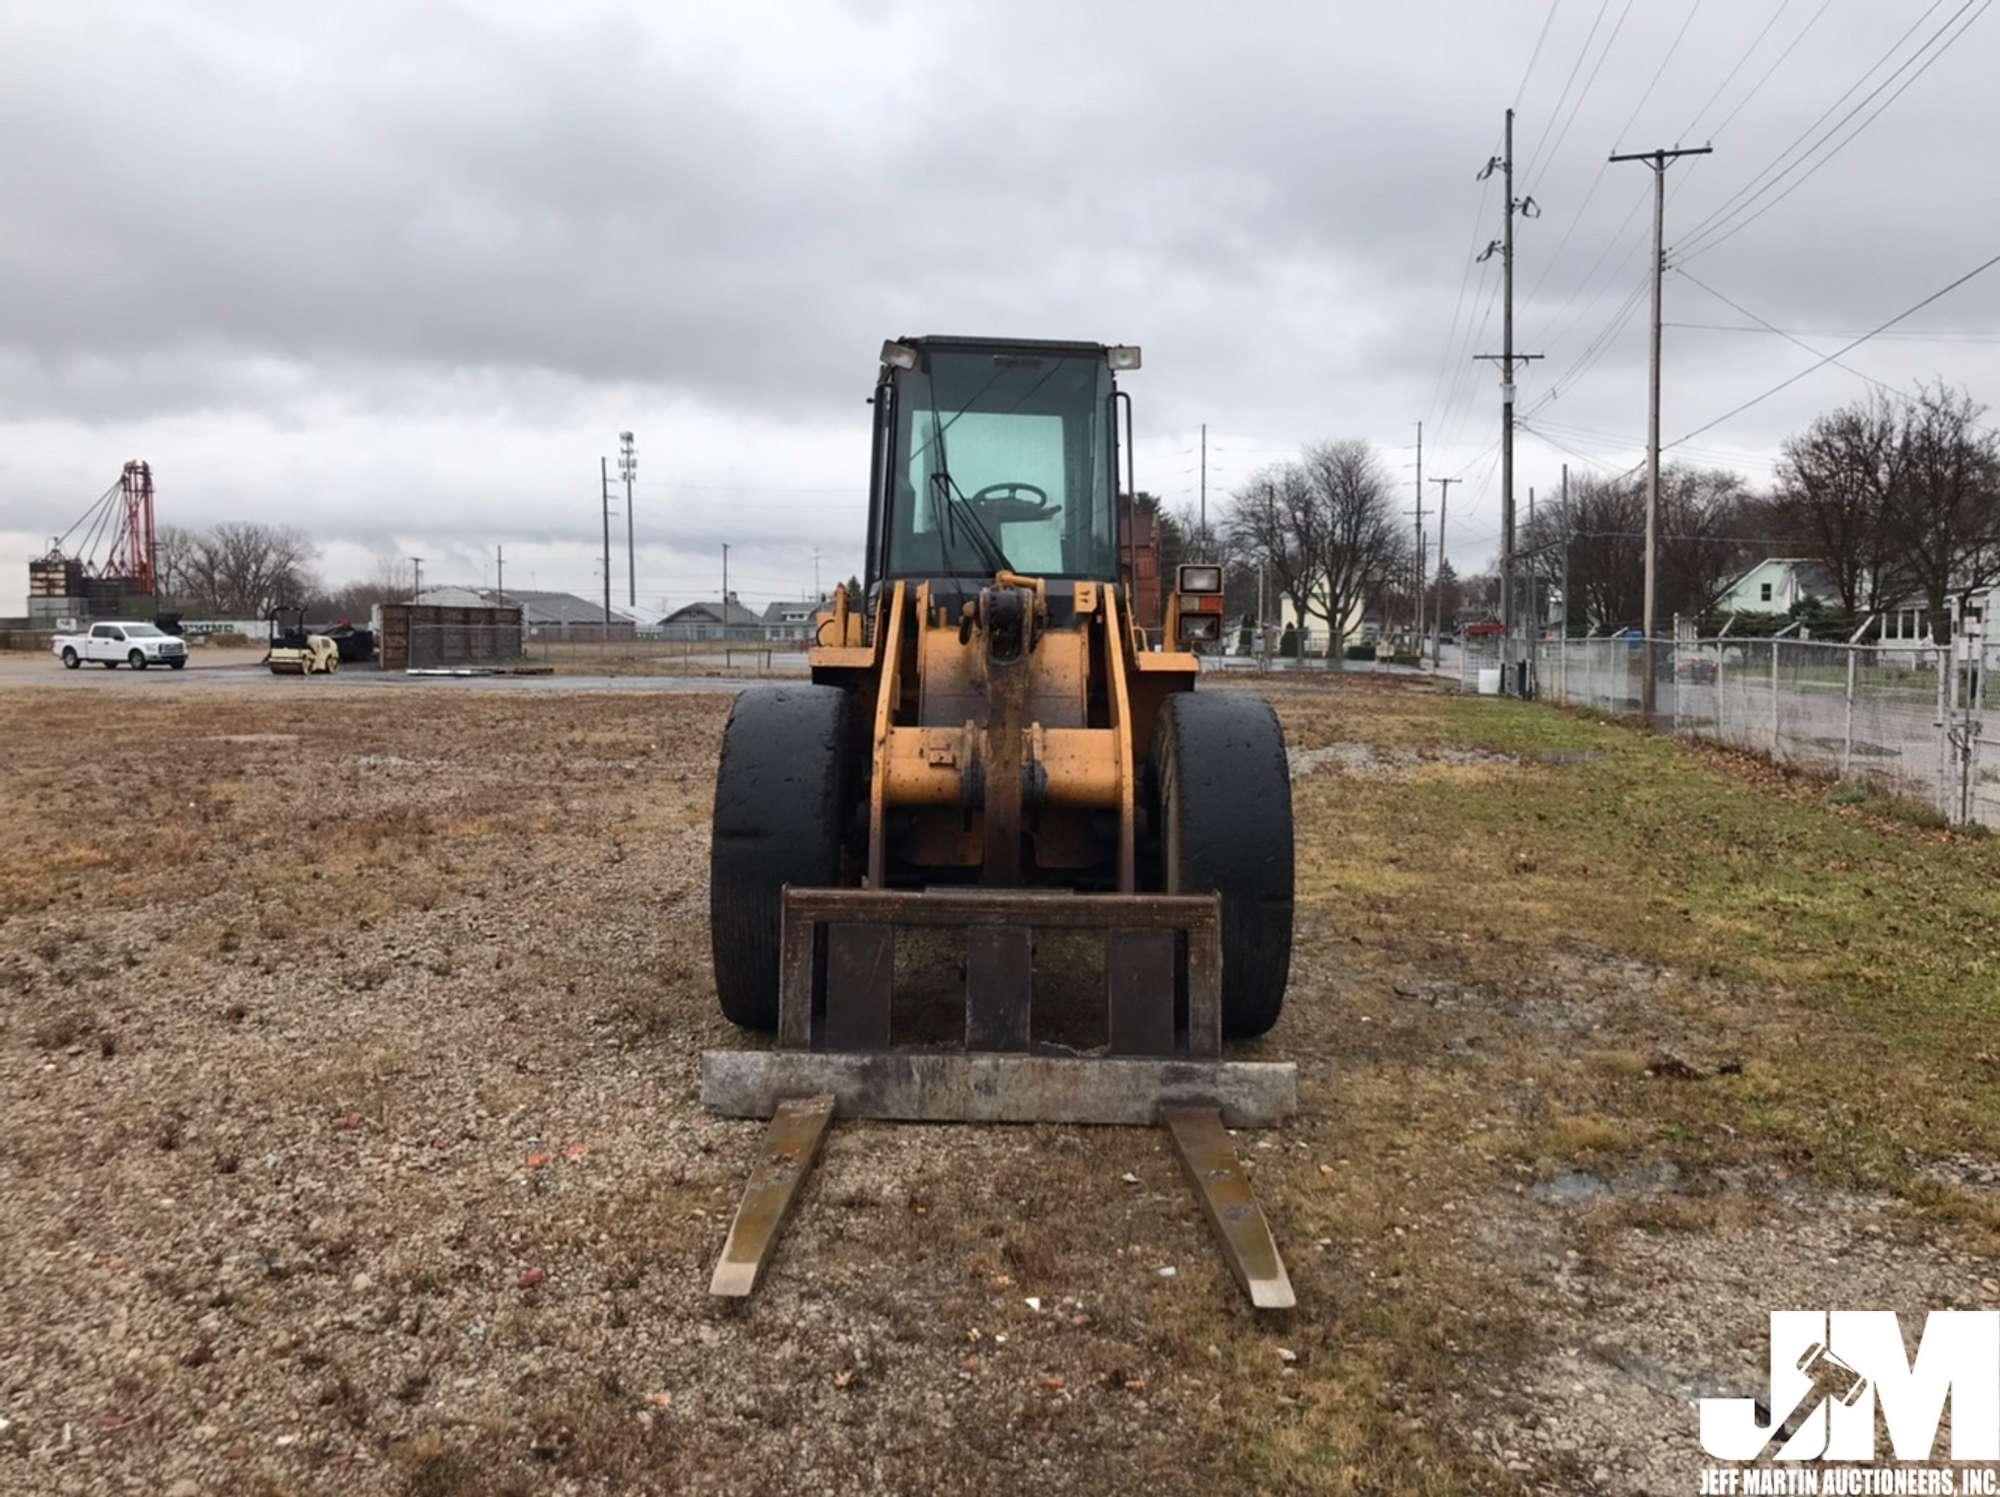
0;649;774;694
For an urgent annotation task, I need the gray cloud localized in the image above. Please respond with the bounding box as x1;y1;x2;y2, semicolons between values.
3;0;1996;600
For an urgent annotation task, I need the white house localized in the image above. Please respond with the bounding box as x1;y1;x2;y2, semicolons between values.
1876;584;1993;656
760;597;830;642
1712;558;1839;615
1268;588;1369;653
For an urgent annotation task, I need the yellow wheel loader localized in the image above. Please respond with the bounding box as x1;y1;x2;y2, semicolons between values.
265;605;339;675
702;337;1298;1307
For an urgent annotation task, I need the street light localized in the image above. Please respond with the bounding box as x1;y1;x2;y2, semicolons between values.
618;431;638;609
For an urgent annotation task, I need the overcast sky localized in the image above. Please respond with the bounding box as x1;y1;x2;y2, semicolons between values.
4;0;1996;611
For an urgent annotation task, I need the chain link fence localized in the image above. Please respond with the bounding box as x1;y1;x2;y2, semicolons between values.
400;624;809;675
1460;634;1996;829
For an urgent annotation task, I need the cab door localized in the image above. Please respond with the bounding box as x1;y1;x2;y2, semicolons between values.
87;624;120;661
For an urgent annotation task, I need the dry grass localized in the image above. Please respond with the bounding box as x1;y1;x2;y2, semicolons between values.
1;673;1996;1494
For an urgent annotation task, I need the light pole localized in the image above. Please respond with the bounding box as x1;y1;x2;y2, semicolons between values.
618;431;637;609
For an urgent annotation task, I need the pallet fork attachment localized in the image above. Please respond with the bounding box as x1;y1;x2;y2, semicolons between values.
703;887;1298;1311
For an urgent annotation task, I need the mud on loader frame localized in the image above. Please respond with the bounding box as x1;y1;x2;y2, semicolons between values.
702;337;1297;1310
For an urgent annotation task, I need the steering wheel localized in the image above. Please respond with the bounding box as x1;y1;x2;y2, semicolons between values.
967;482;1059;524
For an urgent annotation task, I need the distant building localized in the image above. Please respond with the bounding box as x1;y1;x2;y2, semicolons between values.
656;594;765;642
1877;583;1992;656
413;587;636;639
1712;559;1839;616
1270;590;1368;654
761;597;829;643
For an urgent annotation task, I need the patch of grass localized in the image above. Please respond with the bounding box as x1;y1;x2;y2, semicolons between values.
1315;685;2000;1196
1547;1116;1643;1159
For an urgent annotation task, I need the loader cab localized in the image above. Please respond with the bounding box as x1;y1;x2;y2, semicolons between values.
865;337;1137;604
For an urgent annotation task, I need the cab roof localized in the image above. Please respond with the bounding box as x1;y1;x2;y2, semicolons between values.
894;335;1114;356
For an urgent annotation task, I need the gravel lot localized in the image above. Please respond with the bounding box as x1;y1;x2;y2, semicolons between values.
0;648;785;695
3;674;1995;1495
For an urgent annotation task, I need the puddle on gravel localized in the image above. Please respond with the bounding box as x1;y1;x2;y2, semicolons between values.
1531;1162;1683;1207
1286;741;1517;780
1393;978;1603;1035
1911;1151;2000;1192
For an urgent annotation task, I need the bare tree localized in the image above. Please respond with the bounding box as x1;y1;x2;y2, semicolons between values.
160;523;319;616
1459;567;1502;619
1521;474;1644;628
1298;440;1406;662
1518;464;1755;628
1656;465;1758;618
155;524;201;608
1225;464;1322;642
1770;395;1905;615
1426;557;1464;630
313;555;414;622
1885;381;2000;642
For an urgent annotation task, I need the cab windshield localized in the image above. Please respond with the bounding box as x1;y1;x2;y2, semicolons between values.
885;348;1115;580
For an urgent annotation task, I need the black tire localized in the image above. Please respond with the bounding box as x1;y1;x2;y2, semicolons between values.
129;650;146;670
101;659;117;669
1153;693;1294;1039
709;685;853;1030
60;648;78;669
168;658;186;670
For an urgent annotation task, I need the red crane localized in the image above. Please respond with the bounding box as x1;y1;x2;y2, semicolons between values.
46;461;158;594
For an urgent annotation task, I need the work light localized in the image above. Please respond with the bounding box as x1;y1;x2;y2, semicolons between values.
1177;613;1222;643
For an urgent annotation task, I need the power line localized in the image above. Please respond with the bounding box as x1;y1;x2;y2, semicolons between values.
1664;322;2000;341
1519;0;1617;188
1525;272;1652;417
1525;181;1653;353
1515;0;1565;106
1672;266;2000;436
1423;142;1503;435
1705;0;1835;138
1673;0;1967;256
1666;247;2000;450
1678;0;1796;140
1524;0;1640;196
1680;0;1991;262
1437;264;1506;456
1522;0;1828;362
1606;0;1705;158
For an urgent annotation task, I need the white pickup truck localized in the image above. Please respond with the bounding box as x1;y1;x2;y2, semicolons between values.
52;621;189;671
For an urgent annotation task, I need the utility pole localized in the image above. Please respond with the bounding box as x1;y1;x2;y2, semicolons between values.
1429;476;1459;670
721;543;731;618
1405;497;1433;653
813;548;822;599
1560;464;1571;700
1611;141;1712;721
1477;106;1543;694
1199;423;1208;552
1559;464;1570;638
619;431;638;610
600;457;613;628
495;545;504;607
1412;420;1423;644
410;556;423;603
